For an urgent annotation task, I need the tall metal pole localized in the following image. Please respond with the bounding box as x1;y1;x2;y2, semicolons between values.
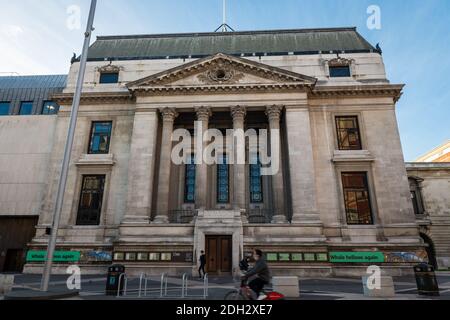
222;0;227;32
41;0;97;292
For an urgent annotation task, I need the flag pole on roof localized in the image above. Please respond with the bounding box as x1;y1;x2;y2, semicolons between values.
40;0;97;292
215;0;235;32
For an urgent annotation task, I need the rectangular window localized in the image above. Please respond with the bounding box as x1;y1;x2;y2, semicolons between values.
184;154;196;203
0;102;10;116
249;155;263;203
100;72;119;84
88;122;112;154
217;154;230;204
42;101;60;115
76;175;106;226
19;102;33;115
336;116;362;150
330;66;351;77
342;172;374;225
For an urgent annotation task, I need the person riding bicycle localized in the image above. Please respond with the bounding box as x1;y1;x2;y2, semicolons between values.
242;249;270;300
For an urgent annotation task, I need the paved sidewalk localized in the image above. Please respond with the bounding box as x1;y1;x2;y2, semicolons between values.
2;273;450;300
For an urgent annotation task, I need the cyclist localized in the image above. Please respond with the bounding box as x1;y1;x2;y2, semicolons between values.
242;249;270;300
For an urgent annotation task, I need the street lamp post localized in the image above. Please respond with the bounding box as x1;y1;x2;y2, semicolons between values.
40;0;97;292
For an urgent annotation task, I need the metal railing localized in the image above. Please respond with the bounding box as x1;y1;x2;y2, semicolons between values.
247;208;273;224
168;210;196;224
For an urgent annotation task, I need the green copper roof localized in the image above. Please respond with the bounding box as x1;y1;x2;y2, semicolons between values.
87;27;378;61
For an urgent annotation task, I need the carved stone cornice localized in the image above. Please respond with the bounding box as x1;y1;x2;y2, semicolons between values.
96;63;123;73
127;53;317;96
160;107;179;122
51;91;134;105
195;106;212;122
309;84;405;102
265;105;284;122
327;57;354;67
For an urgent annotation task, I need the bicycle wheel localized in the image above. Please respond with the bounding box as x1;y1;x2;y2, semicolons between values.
224;290;244;300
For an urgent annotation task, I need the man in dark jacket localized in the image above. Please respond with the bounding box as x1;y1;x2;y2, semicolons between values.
198;250;206;279
243;249;270;300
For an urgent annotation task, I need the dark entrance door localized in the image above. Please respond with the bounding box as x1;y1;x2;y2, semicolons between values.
205;236;232;275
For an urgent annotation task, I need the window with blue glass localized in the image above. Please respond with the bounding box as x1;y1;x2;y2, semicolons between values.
19;102;33;115
249;156;263;203
217;154;229;204
0;102;10;116
99;72;119;84
184;155;196;203
42;101;60;115
88;122;112;154
329;66;351;78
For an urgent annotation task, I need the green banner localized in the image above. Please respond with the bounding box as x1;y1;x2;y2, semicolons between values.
26;251;81;263
329;252;385;263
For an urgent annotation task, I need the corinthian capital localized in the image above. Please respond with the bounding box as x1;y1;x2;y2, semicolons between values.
195;106;212;122
160;107;179;122
231;105;247;122
265;105;284;122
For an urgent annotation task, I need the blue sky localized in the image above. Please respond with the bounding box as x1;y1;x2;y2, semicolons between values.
0;0;449;161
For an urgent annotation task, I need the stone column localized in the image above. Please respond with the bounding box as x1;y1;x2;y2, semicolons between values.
285;106;321;224
195;107;212;209
154;107;178;223
231;106;247;210
123;108;159;224
266;105;288;224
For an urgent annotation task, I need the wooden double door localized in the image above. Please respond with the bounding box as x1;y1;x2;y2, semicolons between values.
205;236;232;275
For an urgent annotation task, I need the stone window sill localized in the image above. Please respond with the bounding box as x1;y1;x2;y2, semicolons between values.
75;154;115;167
332;150;374;163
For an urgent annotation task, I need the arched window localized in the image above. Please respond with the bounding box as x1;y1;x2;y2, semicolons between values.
409;177;425;215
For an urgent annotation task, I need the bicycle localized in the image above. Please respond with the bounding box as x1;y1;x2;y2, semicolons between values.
224;278;285;301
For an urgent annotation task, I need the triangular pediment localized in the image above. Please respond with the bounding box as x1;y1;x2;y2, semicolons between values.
127;53;317;93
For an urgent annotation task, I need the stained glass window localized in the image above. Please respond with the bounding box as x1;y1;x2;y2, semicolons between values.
217;154;229;204
184;154;196;203
89;122;112;154
76;175;105;226
249;156;263;203
342;172;374;225
336;116;362;150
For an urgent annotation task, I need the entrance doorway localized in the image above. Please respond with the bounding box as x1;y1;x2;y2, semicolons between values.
420;233;438;269
205;235;232;275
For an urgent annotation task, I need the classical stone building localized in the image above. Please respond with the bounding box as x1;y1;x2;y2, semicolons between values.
18;28;426;277
407;142;450;270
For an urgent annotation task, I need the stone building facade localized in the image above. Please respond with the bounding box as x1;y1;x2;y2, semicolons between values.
20;28;425;277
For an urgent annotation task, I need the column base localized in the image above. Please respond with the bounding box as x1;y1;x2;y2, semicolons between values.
152;215;169;224
271;215;288;224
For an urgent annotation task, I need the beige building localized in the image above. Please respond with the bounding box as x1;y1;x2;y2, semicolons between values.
2;28;427;277
407;141;450;270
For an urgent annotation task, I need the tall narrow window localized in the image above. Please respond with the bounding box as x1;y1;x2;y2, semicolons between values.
88;122;112;154
184;154;196;203
336;116;362;150
42;101;60;115
0;102;10;116
19;102;33;115
342;172;373;225
409;177;424;215
249;156;263;203
76;175;105;226
217;154;229;204
99;72;119;84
